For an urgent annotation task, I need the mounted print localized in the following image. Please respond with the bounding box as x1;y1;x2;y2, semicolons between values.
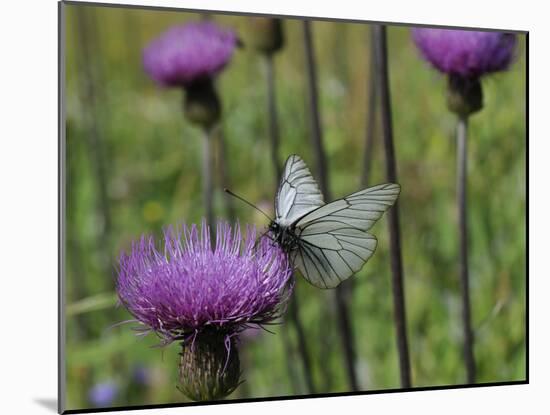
59;1;527;413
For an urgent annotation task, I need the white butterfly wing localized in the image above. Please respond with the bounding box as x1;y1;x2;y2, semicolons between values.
275;155;324;227
292;183;400;288
292;229;378;289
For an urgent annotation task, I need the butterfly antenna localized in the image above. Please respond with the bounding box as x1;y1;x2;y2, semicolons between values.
224;188;273;221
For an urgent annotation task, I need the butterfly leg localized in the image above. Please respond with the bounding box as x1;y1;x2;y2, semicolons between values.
253;228;275;250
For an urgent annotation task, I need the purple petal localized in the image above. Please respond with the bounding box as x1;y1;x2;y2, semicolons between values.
412;28;517;78
116;220;293;342
143;21;238;87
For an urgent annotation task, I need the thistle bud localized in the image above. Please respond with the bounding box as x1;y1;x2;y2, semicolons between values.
183;79;221;130
178;331;241;401
446;75;483;117
247;17;284;55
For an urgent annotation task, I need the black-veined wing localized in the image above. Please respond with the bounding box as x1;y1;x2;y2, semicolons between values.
292;228;378;288
292;183;400;288
275;155;324;227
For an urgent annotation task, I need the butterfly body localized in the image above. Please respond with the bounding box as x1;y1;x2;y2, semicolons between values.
269;221;299;252
268;154;400;289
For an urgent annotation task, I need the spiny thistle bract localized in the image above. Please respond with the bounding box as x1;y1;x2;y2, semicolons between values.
116;221;293;401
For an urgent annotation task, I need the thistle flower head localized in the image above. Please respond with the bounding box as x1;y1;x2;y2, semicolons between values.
116;221;293;343
143;21;238;87
412;28;517;78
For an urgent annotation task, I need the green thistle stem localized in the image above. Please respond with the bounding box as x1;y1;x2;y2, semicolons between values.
303;19;359;392
280;322;301;393
456;115;476;383
289;294;316;393
373;24;412;388
265;53;282;186
75;7;113;293
202;128;214;232
182;78;221;235
362;25;379;187
263;50;313;394
216;128;236;221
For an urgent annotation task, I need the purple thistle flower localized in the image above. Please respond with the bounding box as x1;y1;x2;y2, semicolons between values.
143;21;238;87
116;221;293;343
412;28;517;79
88;381;118;407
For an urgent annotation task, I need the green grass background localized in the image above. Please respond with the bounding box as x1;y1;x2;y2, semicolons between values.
63;4;526;410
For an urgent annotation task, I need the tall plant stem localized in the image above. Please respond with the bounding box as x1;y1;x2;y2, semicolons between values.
362;26;379;187
216;128;236;221
66;140;92;338
265;54;282;185
264;51;314;392
280;322;301;393
302;20;328;193
373;25;412;388
202;128;214;231
456;115;476;383
303;19;359;392
289;294;316;393
75;8;113;292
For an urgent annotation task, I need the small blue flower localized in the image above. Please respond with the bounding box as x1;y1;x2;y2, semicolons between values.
88;381;118;407
132;365;150;386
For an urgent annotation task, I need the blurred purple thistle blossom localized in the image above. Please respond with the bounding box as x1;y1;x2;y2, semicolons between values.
88;381;118;407
116;221;293;344
412;29;517;78
143;21;238;87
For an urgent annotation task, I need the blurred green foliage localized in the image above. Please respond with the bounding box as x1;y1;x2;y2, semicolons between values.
63;3;526;410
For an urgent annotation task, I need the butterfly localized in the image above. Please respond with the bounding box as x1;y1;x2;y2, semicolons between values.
267;154;400;289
